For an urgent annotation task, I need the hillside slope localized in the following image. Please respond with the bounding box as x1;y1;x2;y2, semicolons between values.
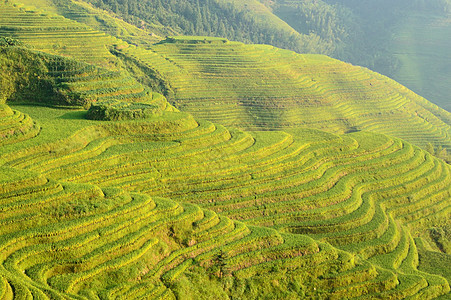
0;1;450;298
10;0;449;112
0;43;163;110
120;37;451;153
5;166;445;299
1;1;449;154
70;0;451;112
390;10;451;112
0;3;172;112
0;104;449;298
2;0;449;155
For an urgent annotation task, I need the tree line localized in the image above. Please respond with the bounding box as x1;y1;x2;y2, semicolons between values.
82;0;335;54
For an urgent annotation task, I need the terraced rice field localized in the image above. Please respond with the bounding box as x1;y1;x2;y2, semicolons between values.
0;1;124;68
0;104;39;146
120;37;451;152
46;58;170;110
0;167;398;299
1;1;449;153
0;29;170;111
9;0;163;47
0;104;449;298
1;3;450;298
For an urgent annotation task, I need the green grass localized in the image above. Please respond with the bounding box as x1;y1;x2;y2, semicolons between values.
0;42;171;115
0;162;390;299
9;0;164;46
117;37;451;154
0;1;450;298
0;103;449;298
0;104;40;146
417;237;451;284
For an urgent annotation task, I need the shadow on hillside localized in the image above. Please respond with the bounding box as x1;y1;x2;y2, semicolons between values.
59;111;87;120
345;127;360;134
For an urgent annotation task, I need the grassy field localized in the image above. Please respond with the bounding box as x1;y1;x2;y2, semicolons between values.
0;104;449;298
0;0;450;298
8;0;450;116
0;4;172;112
5;0;165;47
0;2;120;68
1;1;449;153
120;36;451;154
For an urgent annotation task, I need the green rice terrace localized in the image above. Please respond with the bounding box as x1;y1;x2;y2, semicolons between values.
0;103;450;299
0;0;450;299
0;1;450;152
0;1;121;68
121;37;451;153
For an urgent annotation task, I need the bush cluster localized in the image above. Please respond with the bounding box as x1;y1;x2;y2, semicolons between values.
87;101;161;121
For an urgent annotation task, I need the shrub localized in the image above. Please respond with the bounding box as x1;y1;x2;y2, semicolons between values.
86;100;162;121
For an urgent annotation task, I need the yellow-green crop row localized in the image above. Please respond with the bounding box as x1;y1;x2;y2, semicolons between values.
0;105;40;146
118;37;451;153
0;2;118;68
3;163;421;298
0;3;450;296
0;104;449;298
